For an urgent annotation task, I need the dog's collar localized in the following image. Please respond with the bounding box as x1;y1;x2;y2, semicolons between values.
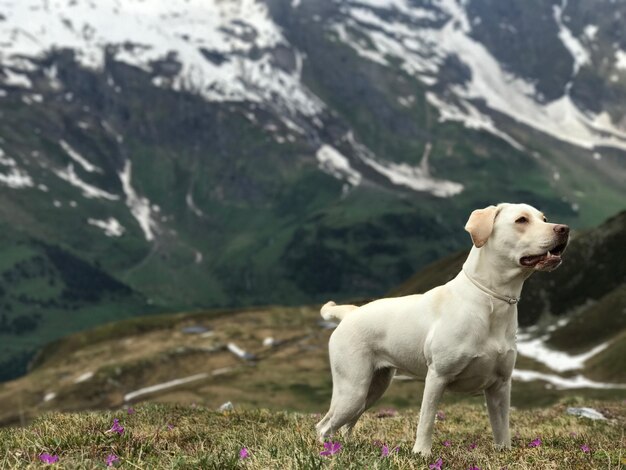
462;269;520;305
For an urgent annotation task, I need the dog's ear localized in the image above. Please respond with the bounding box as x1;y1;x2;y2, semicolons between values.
465;205;499;248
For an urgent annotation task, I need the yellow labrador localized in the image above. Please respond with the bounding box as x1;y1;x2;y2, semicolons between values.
316;203;569;456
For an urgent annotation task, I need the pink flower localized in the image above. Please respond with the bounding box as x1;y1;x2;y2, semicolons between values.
239;448;250;459
436;411;446;421
528;438;542;448
443;440;451;447
320;441;342;456
105;454;119;467
429;457;443;469
166;423;175;431
468;442;477;450
580;444;590;453
127;408;135;415
380;444;399;457
108;418;124;435
39;453;59;464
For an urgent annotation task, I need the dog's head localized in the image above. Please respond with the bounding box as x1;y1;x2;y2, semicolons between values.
465;203;569;272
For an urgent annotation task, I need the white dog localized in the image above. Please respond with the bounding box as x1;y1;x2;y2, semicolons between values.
316;203;569;456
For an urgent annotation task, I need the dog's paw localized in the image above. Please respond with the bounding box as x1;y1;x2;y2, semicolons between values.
411;445;431;457
494;443;511;452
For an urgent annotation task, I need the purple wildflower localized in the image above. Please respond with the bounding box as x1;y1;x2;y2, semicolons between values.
108;418;124;435
468;442;477;450
429;457;443;469
39;453;59;464
436;411;446;421
239;448;250;459
528;438;542;448
580;444;590;453
105;454;119;467
127;407;135;415
380;444;399;457
167;423;175;431
320;441;342;456
468;466;481;470
443;440;451;447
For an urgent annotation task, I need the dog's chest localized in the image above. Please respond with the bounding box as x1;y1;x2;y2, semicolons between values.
448;336;516;393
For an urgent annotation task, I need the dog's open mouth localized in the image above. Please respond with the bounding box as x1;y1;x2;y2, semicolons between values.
520;242;567;268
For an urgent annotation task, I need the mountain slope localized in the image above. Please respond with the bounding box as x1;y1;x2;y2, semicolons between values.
0;0;625;380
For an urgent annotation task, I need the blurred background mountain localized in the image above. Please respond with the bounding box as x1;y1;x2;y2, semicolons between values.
0;0;624;411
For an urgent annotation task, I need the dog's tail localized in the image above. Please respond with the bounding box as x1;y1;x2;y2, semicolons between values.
320;301;359;322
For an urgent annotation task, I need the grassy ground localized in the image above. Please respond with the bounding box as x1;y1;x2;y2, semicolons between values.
1;401;623;469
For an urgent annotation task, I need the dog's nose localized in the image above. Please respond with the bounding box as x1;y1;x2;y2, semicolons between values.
553;224;570;236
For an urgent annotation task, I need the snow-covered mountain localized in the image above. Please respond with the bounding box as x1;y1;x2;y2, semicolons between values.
0;0;625;380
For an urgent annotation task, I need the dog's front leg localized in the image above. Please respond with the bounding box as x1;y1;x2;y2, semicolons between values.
412;370;446;457
484;378;511;449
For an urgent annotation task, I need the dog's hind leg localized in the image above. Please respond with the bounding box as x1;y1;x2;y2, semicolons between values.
318;349;374;441
341;367;396;437
315;411;333;439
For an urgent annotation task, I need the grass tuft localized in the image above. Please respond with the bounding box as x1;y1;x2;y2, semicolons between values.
0;401;623;469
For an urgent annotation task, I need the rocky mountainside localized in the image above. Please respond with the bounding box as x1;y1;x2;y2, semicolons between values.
1;0;625;380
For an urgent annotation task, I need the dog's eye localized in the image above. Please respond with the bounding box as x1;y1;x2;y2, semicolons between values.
543;217;547;222
515;216;528;224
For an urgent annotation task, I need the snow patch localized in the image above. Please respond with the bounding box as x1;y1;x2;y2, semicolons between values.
74;371;94;383
347;133;463;197
124;373;209;402
553;1;590;76
0;167;34;189
360;156;463;197
615;50;626;70
54;164;119;200
119;161;158;242
2;69;32;88
516;331;610;372
88;217;125;237
186;192;205;217
227;342;256;361
583;24;598;41
59;140;102;173
426;92;524;151
512;369;626;390
316;145;362;186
